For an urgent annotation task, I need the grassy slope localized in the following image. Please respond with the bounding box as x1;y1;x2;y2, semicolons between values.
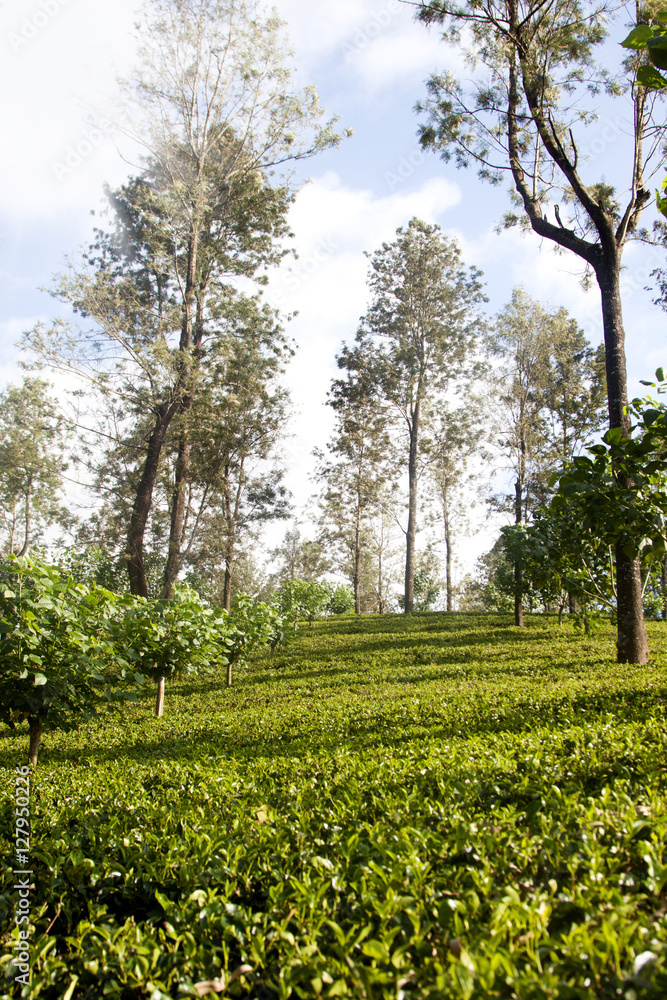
1;612;666;999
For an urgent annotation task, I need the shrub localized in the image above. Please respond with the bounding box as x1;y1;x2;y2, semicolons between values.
326;583;355;615
0;557;139;766
272;579;332;629
224;595;284;685
116;592;228;717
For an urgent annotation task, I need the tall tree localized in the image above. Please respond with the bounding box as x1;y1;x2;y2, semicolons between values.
177;294;293;607
269;527;330;586
315;343;394;613
492;289;606;624
24;0;344;598
492;290;553;625
415;0;666;660
536;321;608;491
424;399;489;611
0;379;69;557
354;217;485;613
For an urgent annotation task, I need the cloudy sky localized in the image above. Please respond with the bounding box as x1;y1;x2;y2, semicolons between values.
0;0;664;582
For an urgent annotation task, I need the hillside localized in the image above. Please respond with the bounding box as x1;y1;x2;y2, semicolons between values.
2;612;666;999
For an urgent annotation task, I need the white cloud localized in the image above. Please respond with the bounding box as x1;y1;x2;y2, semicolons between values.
275;0;459;94
0;0;139;220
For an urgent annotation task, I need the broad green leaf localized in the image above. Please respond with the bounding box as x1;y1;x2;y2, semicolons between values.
620;23;653;48
637;63;667;88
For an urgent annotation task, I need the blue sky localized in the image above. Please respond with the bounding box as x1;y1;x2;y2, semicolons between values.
0;0;665;583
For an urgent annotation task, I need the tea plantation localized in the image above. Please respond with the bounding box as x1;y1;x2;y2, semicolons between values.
2;612;666;999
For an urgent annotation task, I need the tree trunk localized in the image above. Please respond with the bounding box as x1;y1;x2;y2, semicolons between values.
28;717;42;768
404;399;421;613
226;659;233;688
616;543;648;663
161;281;205;599
155;675;166;718
162;432;191;599
444;508;453;612
223;537;235;613
662;556;667;621
514;478;523;627
127;406;176;597
18;478;32;558
377;543;384;614
353;501;362;614
597;261;649;664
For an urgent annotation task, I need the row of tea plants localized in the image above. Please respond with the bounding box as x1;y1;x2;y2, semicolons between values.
0;612;665;998
0;558;302;766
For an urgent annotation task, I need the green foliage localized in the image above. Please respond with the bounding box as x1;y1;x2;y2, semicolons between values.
272;578;333;628
550;380;667;569
116;592;228;685
0;378;70;555
0;557;137;734
225;594;284;666
398;567;441;612
326;584;355;615
621;15;667;214
1;613;666;998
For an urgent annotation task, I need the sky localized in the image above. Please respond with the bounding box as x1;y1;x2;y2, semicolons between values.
1;0;665;589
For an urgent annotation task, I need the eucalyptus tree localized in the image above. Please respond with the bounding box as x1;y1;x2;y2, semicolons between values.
269;527;331;586
492;289;606;624
0;379;70;557
415;0;667;660
354;218;485;613
171;292;293;608
23;0;345;598
315;341;394;613
424;399;489;611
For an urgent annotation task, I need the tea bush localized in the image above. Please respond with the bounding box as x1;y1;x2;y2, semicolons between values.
1;612;666;998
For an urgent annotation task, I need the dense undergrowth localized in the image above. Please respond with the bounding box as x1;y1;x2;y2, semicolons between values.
1;612;666;999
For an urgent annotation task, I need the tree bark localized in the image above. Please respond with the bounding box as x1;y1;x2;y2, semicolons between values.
161;273;205;599
514;478;523;627
126;405;177;597
155;674;166;718
662;555;667;621
222;536;235;613
444;508;452;612
353;501;362;614
162;432;191;599
596;261;649;664
18;478;32;558
377;539;384;614
404;397;421;613
28;716;42;768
